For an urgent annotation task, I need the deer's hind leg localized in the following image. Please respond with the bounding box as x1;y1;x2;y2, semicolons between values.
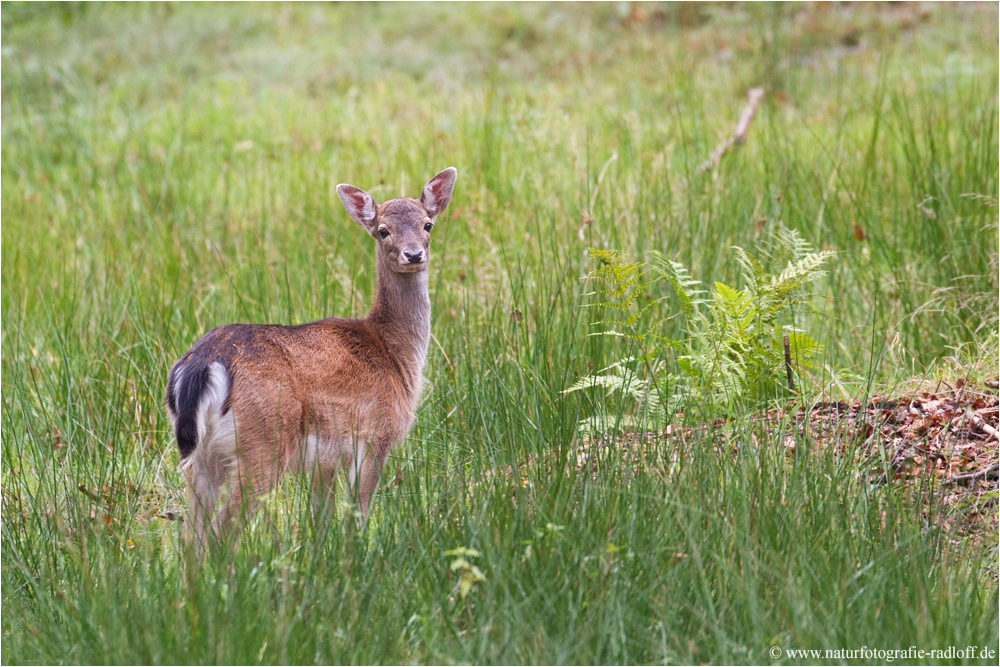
211;396;302;545
183;451;229;558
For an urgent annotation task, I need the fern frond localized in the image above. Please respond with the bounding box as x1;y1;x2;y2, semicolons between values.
785;330;822;370
588;248;621;265
650;252;706;317
734;247;768;296
775;224;815;262
589;298;658;331
776;250;834;284
713;282;754;332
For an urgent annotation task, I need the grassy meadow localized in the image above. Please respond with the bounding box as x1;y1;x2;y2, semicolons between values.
2;3;998;664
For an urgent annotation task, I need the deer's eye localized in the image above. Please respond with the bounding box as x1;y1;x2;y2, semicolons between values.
378;229;389;239
424;222;433;233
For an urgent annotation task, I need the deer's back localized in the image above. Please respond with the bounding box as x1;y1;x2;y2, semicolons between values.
166;318;417;462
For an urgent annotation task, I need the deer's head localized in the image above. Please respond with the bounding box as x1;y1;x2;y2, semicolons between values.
338;168;457;274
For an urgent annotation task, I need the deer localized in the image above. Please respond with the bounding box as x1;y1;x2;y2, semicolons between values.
165;167;457;553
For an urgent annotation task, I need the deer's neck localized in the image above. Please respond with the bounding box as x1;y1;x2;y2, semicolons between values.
366;255;431;391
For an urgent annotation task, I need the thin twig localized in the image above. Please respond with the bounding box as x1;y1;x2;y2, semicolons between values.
945;464;999;486
783;334;795;392
699;87;765;173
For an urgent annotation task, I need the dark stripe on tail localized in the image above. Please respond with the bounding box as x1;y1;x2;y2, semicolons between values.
168;359;231;459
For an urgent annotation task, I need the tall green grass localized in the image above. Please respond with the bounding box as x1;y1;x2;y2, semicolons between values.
3;3;997;664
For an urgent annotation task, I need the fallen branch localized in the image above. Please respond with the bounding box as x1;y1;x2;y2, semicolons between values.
699;87;765;173
970;413;999;441
945;464;999;486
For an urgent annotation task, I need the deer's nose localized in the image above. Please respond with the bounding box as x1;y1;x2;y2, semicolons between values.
403;248;424;264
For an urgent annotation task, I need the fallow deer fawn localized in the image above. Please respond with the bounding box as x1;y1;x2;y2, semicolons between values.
166;168;457;552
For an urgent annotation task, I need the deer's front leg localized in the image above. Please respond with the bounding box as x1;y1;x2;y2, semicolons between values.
354;440;390;524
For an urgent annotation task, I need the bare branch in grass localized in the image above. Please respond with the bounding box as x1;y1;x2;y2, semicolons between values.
945;464;999;486
699;87;765;173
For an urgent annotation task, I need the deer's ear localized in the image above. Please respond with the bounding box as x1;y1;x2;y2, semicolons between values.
337;184;377;230
420;167;457;219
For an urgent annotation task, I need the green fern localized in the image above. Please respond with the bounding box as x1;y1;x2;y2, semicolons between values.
776;223;817;262
567;225;835;433
564;358;675;436
651;253;706;318
565;250;674;436
583;248;658;338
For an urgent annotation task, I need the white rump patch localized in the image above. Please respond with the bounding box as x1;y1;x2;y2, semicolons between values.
180;362;237;471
